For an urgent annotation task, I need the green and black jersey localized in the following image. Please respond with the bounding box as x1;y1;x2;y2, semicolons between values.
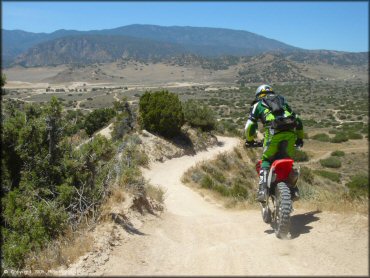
244;95;304;142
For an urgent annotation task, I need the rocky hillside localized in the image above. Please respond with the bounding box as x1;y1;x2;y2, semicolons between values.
13;35;187;67
285;50;369;66
3;24;299;67
236;51;368;84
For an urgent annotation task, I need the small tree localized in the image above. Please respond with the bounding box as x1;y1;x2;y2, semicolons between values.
346;174;368;198
182;100;216;131
1;73;6;87
139;90;184;138
112;97;134;140
84;108;116;137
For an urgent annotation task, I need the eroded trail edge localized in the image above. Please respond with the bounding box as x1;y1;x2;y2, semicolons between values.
64;136;369;276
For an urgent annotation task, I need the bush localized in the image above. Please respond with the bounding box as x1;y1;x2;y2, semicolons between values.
347;132;363;140
311;133;330;142
84;108;116;137
1;73;6;87
361;125;368;134
319;157;342;168
2;190;67;268
190;169;204;183
216;120;241;136
230;182;249;199
201;175;213;189
330;133;348;143
313;170;341;182
331;150;345;157
346;174;368;198
182;100;216;131
139;91;184;138
292;149;309;162
111;99;134;140
300;166;314;184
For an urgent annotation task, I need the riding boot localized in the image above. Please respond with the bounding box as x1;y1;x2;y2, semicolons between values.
256;168;269;202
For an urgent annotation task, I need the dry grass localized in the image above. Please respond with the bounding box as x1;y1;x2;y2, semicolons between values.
182;174;259;211
24;226;93;274
296;195;368;215
110;185;126;203
182;141;368;214
182;143;259;209
145;184;166;204
99;185;127;222
294;172;368;215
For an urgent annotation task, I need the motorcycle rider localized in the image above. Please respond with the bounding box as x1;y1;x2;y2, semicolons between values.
244;84;304;202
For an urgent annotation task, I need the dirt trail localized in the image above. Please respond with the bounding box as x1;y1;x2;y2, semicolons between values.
96;122;113;139
330;109;364;126
302;146;368;164
65;135;366;276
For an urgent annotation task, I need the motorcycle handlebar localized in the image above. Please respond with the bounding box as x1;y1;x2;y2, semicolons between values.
244;141;263;148
245;141;303;150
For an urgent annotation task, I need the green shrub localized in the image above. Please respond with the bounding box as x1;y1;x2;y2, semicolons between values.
346;174;368;198
1;73;6;87
361;125;368;134
211;169;226;183
300;166;314;184
2;190;67;269
182;100;216;131
292;149;309;162
201;175;213;189
330;133;348;143
84;108;116;137
139;90;184;138
347;132;363;140
302;119;318;127
319;157;342;168
191;169;204;183
230;182;249;199
311;133;330;142
298;181;317;200
313;170;341;182
214;184;230;197
331;150;345;157
215;120;241;136
111;99;135;140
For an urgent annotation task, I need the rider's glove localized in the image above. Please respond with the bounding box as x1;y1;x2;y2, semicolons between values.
295;138;304;148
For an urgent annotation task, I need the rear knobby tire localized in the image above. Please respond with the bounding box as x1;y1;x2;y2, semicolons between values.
274;182;292;238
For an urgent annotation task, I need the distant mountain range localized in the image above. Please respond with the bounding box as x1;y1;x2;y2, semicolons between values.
2;24;368;67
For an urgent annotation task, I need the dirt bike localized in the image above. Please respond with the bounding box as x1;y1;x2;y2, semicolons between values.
245;140;300;239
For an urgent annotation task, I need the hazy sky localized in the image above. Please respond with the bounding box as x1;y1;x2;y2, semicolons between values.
2;1;368;52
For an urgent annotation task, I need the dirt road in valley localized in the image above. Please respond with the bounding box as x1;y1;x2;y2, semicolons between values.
61;136;368;276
